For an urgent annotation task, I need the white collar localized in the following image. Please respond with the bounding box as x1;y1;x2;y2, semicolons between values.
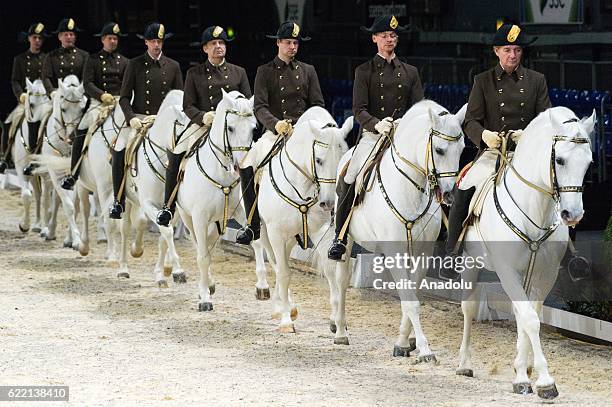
147;51;163;61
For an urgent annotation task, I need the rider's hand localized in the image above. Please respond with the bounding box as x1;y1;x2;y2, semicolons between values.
275;119;293;136
482;129;501;148
374;117;393;135
129;117;143;130
510;129;523;143
202;110;215;126
19;93;27;104
100;92;115;105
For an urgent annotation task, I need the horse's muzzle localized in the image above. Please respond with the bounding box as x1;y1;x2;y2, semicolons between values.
319;201;334;212
560;209;584;226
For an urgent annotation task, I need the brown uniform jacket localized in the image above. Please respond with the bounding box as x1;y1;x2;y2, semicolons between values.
183;59;252;124
119;52;184;122
84;50;129;101
11;50;46;99
463;64;551;151
353;54;424;133
41;46;89;94
254;56;324;132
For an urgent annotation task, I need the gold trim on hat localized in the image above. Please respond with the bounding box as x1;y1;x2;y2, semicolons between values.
113;24;120;34
213;26;223;38
390;15;398;29
34;23;44;34
292;23;300;38
67;18;75;30
158;24;165;39
507;25;521;43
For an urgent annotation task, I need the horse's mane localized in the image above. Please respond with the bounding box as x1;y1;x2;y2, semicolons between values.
401;99;446;123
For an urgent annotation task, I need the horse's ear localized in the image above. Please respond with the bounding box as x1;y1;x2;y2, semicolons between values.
455;103;468;124
249;95;254;108
221;88;229;101
428;108;440;128
548;109;563;134
26;78;34;91
308;120;322;138
340;116;354;139
58;78;66;93
581;109;597;136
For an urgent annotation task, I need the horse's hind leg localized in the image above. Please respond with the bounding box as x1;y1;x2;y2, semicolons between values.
252;237;270;300
31;175;43;232
154;234;169;288
331;239;353;345
19;176;33;233
456;266;480;377
77;184;90;256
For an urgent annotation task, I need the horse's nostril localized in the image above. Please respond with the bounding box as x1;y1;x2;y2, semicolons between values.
561;209;570;219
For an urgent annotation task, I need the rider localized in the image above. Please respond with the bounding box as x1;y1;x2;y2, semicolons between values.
156;25;252;227
60;22;129;190
22;18;88;175
328;15;424;261
235;20;324;245
441;23;551;279
109;22;183;219
0;22;48;174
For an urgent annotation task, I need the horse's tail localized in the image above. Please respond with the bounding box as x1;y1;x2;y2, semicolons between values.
30;154;70;175
311;221;337;278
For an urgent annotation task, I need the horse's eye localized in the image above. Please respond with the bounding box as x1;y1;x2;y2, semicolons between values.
435;147;445;156
228;126;234;133
61;108;66;113
315;157;323;165
555;157;565;166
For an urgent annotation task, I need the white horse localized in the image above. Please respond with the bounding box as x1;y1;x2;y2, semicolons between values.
34;98;125;260
323;100;466;361
456;107;595;399
34;75;88;252
8;78;51;233
169;90;258;310
118;89;186;281
257;106;353;332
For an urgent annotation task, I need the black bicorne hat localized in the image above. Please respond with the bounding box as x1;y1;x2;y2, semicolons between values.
201;25;232;45
137;22;174;40
492;23;536;46
266;21;310;41
53;18;83;34
360;15;408;34
94;22;127;38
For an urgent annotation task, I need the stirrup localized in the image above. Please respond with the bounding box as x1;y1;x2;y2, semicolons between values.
0;160;7;174
236;225;256;245
60;175;76;190
23;163;37;176
328;239;347;261
156;207;173;227
438;252;460;281
109;201;124;219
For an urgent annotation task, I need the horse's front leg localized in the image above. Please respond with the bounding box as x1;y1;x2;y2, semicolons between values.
77;184;90;256
154;234;169;288
158;221;186;285
49;169;84;254
192;215;213;311
331;239;353;345
455;266;480;377
268;231;296;333
31;175;43;232
252;236;270;300
116;204;132;278
18;173;33;233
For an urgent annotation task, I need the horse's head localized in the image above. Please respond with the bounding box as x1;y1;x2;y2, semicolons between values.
422;104;466;204
546;108;595;226
56;75;87;137
306;116;352;211
25;78;50;122
215;89;256;172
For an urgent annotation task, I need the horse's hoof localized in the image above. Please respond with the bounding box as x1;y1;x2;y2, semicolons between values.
97;238;108;244
117;271;130;279
79;245;89;256
63;241;73;248
40;231;46;238
18;223;29;233
198;302;213;312
536;384;558;399
330;321;337;334
44;235;56;241
408;337;417;352
172;272;187;284
208;284;215;296
392;345;411;357
527;366;533;377
513;382;533;395
157;280;168;289
163;266;172;277
418;354;438;364
31;226;41;233
279;324;295;333
130;245;144;258
290;307;298;321
255;287;270;300
456;368;474;377
334;337;349;345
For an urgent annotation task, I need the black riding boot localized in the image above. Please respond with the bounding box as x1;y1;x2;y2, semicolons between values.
109;149;126;219
236;166;261;245
23;121;41;176
60;128;87;190
156;150;186;226
0;121;10;174
440;186;476;280
328;179;355;261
